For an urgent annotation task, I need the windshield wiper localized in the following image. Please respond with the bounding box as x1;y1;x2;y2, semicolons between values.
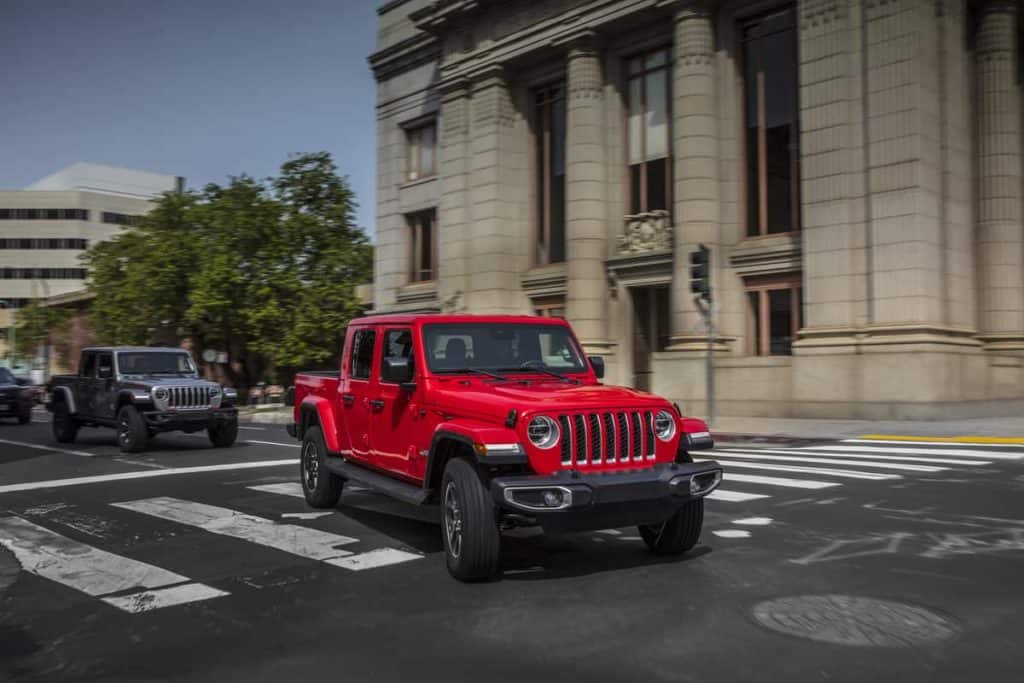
504;361;579;383
435;367;509;381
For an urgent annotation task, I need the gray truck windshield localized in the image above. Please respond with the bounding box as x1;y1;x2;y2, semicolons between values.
117;352;197;376
423;323;586;374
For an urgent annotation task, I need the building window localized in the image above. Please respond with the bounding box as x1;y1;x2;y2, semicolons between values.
406;121;436;181
534;82;566;265
742;7;800;237
533;296;566;319
101;211;142;226
626;47;672;215
0;208;89;220
0;238;87;249
0;268;87;279
407;210;436;283
746;277;802;355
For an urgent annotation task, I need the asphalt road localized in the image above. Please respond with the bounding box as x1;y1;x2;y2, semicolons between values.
2;408;1023;682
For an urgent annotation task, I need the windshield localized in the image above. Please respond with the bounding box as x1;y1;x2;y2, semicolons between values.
117;351;197;376
423;323;587;374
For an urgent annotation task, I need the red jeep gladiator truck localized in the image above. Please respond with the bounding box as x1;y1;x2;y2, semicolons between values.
289;314;721;581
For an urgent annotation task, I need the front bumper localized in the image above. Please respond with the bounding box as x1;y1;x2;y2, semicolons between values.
142;407;238;432
491;461;723;532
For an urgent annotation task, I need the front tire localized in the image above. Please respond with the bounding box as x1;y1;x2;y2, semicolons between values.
441;457;500;582
52;401;79;443
300;425;343;509
639;499;704;555
116;405;148;453
208;419;238;448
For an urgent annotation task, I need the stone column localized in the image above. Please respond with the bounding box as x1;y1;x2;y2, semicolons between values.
438;78;471;312
467;65;521;312
564;32;611;351
975;0;1024;348
667;1;720;351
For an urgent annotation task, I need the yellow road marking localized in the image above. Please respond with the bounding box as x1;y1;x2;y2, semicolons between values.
857;434;1024;445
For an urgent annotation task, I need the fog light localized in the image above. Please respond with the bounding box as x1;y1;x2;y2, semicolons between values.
542;490;563;507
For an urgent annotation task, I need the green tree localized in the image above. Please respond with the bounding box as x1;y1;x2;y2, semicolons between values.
85;152;372;396
13;300;70;359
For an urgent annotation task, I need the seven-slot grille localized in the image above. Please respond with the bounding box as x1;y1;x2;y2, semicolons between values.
556;411;656;466
167;385;213;409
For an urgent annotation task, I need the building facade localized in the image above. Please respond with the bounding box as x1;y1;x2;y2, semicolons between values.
370;0;1024;419
0;162;182;360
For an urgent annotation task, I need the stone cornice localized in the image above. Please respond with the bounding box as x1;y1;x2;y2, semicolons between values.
368;32;441;81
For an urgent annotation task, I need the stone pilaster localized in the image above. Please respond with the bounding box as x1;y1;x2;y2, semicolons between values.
466;65;522;312
564;32;611;350
438;78;471;312
975;0;1024;349
667;1;721;352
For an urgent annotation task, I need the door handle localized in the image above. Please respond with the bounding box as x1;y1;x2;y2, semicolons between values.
342;394;355;406
369;399;385;411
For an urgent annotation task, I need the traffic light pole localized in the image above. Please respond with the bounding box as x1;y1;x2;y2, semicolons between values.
695;295;714;427
689;244;714;426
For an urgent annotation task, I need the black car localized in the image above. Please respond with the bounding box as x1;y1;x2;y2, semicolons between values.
47;347;239;452
0;367;33;424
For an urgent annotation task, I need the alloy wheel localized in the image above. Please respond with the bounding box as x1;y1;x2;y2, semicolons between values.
302;440;320;491
443;481;463;559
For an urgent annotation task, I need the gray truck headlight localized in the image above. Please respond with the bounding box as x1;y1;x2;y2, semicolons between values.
527;416;560;449
153;387;168;401
654;410;676;441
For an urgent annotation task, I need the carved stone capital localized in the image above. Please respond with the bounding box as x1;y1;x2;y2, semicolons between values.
617;211;673;254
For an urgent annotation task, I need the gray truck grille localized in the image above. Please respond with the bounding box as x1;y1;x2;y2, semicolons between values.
167;386;212;409
557;411;655;466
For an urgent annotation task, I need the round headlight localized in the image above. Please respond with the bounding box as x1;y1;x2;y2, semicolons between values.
153;387;168;401
527;416;560;449
654;410;677;441
209;386;221;397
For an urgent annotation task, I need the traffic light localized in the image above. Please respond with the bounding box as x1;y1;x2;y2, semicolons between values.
689;244;711;301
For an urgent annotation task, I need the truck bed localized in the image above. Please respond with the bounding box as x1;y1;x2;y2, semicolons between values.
292;371;341;423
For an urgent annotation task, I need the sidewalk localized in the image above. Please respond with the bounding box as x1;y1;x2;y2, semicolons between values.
710;416;1024;444
237;404;292;425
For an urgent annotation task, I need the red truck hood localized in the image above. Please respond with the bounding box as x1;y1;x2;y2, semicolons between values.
427;378;669;423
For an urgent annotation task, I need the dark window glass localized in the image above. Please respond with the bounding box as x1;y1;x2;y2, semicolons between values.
350;329;376;380
380;329;414;383
81;353;96;377
406;122;437;181
423;323;586;373
768;289;793;354
627;47;672;215
407;210;436;283
743;8;800;236
534;83;566;264
748;291;762;355
747;281;801;356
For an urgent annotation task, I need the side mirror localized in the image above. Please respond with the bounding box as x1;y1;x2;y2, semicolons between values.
97;366;113;380
14;378;28;386
590;356;605;379
382;357;415;387
284;386;295;407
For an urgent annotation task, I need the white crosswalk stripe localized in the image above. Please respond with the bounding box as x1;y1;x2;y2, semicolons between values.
698;459;899;481
706;490;770;503
713;472;840;490
797;444;1023;460
113;496;423;572
709;450;950;472
712;447;990;466
0;515;227;613
843;438;1024;449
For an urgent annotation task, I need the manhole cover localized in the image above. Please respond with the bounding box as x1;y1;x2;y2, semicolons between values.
752;595;958;647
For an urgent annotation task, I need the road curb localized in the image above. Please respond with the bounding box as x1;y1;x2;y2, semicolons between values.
0;546;19;598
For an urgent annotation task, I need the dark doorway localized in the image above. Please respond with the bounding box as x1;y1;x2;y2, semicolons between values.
630;286;670;391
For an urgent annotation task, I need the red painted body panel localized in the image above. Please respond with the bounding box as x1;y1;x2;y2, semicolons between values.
293;314;701;482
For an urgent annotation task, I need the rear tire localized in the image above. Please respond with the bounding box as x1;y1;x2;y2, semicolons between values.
639;499;704;555
208;419;238;448
441;457;501;582
116;404;148;453
52;401;78;443
300;425;343;509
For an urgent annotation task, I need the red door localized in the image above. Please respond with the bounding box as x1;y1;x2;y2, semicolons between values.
369;327;421;479
340;326;377;462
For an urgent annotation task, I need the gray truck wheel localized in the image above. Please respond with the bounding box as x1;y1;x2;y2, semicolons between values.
441;457;500;582
52;401;78;443
116;405;149;453
639;499;704;555
208;420;238;448
300;426;343;509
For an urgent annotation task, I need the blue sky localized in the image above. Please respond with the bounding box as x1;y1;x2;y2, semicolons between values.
0;0;378;235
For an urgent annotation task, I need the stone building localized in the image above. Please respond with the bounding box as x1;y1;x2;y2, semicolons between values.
369;0;1024;419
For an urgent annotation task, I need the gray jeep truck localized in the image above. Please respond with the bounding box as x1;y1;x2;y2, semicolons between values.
47;347;238;452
